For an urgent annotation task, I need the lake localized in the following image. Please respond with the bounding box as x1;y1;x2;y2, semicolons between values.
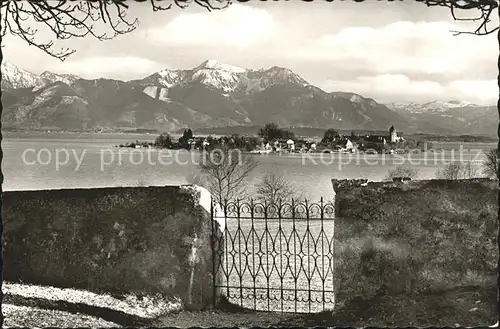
2;131;496;201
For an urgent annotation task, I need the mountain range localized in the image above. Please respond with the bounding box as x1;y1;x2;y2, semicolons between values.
1;60;497;136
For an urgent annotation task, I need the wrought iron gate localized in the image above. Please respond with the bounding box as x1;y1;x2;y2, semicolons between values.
211;198;336;313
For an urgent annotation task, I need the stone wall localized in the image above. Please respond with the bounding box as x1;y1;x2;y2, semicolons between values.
3;185;221;310
331;178;497;326
332;177;498;195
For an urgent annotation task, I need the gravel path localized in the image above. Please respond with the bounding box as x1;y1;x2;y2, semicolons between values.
153;310;300;328
3;304;119;328
6;281;493;328
2;282;300;328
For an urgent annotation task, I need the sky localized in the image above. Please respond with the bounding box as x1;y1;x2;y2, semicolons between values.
3;1;498;105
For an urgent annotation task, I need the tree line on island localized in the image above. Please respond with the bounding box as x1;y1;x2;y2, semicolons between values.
121;122;430;155
120;128;260;152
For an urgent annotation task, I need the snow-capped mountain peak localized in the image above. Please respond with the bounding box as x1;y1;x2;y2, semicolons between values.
266;66;308;84
445;100;476;107
40;71;81;86
1;61;45;89
1;61;84;90
191;60;248;93
155;68;186;88
386;99;481;113
195;60;246;73
192;69;242;93
2;61;19;72
158;68;177;77
132;60;312;96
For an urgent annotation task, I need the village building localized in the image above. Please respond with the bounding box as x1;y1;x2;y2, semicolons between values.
273;140;280;151
363;135;387;145
389;125;403;143
361;125;404;145
335;138;355;152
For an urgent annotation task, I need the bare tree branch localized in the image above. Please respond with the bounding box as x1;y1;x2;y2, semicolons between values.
483;148;499;179
0;0;232;60
255;173;299;205
435;161;478;179
195;145;258;206
419;0;499;35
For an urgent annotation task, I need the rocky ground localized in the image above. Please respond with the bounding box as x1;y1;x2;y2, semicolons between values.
280;285;497;328
2;282;497;328
2;282;179;327
2;282;297;328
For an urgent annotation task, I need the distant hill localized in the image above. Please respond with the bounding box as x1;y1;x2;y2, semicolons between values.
2;60;497;136
386;101;497;136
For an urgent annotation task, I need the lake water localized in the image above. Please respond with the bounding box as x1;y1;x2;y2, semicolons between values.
3;132;496;201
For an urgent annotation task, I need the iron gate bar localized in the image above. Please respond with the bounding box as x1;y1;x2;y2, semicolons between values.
251;200;257;310
211;200;215;307
212;197;335;313
265;204;270;311
292;198;298;312
321;197;325;312
278;203;283;312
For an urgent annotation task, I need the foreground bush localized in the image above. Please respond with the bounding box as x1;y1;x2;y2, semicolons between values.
384;166;419;181
483;148;498;179
435;161;478;179
332;180;497;326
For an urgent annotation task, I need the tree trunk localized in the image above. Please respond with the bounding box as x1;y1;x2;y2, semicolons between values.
497;7;500;321
0;8;4;327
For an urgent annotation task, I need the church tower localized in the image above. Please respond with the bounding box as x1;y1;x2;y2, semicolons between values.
389;125;397;143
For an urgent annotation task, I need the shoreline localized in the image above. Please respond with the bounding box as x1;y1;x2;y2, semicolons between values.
111;146;491;155
4;131;497;150
4;129;496;139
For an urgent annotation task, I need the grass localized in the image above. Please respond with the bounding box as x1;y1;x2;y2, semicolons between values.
329;180;498;326
2;281;182;327
2;282;297;328
276;284;497;327
3;304;118;328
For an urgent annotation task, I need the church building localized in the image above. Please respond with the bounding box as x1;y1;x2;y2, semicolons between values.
389;125;403;143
